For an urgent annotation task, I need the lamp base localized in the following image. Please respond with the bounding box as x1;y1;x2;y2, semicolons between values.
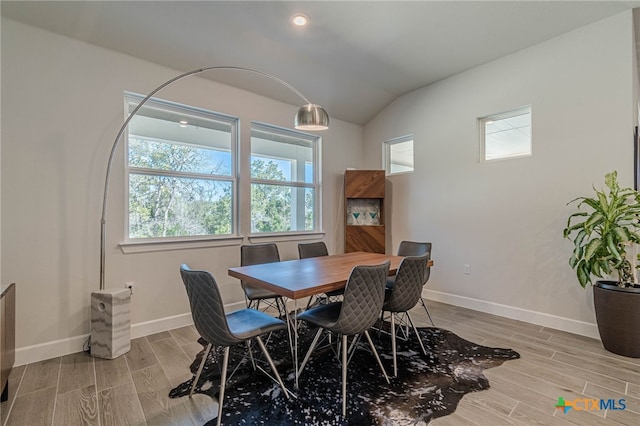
90;288;131;359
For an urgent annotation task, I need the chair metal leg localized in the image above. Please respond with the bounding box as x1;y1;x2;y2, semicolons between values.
190;343;213;397
246;340;256;370
216;346;230;426
298;328;323;377
420;297;435;326
342;334;347;417
255;335;291;400
346;334;360;356
391;313;397;377
276;297;286;318
363;330;390;384
346;334;362;366
305;295;317;310
377;310;385;337
284;309;298;366
406;312;428;356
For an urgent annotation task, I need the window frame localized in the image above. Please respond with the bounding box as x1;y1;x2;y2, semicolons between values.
123;92;239;244
479;105;532;162
384;134;414;176
249;122;322;235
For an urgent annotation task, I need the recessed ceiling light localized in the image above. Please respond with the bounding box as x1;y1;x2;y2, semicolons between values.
179;120;188;127
291;13;309;27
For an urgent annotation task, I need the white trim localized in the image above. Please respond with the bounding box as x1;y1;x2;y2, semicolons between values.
17;291;598;366
248;232;325;243
120;236;243;253
15;334;89;367
423;289;600;339
14;301;248;366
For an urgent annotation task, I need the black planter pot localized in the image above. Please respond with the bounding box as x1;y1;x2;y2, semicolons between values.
593;280;640;358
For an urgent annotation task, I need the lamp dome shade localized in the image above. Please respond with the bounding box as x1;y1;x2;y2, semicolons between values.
295;104;329;131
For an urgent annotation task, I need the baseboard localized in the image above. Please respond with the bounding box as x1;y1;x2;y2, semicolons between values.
423;289;600;339
15;334;91;367
15;301;248;366
17;293;598;366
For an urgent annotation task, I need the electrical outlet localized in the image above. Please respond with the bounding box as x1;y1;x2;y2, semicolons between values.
464;264;471;274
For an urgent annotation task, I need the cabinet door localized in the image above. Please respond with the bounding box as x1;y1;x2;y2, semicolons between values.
345;170;385;198
345;226;385;253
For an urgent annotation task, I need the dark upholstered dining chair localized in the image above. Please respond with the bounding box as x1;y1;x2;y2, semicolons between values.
297;261;391;417
298;241;344;306
179;264;289;426
298;241;329;258
240;243;287;317
387;241;434;325
382;254;429;377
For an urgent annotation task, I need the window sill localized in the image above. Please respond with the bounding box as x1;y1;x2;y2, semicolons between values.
248;232;325;244
120;236;244;254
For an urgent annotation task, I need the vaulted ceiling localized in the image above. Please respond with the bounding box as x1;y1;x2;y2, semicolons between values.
3;1;640;125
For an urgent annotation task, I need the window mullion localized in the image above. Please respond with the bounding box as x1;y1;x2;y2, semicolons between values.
129;166;234;182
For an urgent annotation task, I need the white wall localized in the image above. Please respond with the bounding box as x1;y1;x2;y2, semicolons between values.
0;18;364;364
364;11;636;338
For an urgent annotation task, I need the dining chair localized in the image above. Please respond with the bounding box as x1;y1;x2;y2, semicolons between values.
297;261;391;417
387;240;434;325
298;241;344;306
179;264;290;426
240;243;287;318
382;254;429;377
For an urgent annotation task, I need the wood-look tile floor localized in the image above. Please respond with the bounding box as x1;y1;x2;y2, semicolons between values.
1;300;639;425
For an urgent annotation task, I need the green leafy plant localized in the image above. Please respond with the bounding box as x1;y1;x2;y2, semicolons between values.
563;171;640;287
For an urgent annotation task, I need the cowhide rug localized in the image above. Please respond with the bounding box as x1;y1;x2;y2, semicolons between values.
169;323;519;425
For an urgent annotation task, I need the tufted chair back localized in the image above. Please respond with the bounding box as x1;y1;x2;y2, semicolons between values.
383;255;428;313
332;261;390;335
180;264;240;347
397;241;432;284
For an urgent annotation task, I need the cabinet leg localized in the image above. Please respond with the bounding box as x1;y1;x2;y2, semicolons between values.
1;383;8;402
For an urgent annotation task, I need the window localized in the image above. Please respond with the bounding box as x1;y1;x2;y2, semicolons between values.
250;123;320;234
125;93;237;240
480;106;532;161
385;135;414;175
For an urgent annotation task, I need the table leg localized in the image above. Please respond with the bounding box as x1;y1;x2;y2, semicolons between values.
283;298;299;389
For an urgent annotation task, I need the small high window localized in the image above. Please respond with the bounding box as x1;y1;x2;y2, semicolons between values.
480;106;532;161
384;135;414;175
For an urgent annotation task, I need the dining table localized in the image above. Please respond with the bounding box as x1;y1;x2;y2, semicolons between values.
228;251;408;388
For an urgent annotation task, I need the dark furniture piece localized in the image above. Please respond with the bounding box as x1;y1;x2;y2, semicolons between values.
298;241;329;258
382;255;429;376
388;241;434;325
593;281;640;358
345;170;386;253
297;261;391;416
298;242;343;305
180;265;289;426
240;243;287;317
1;283;15;402
228;251;403;388
229;252;403;300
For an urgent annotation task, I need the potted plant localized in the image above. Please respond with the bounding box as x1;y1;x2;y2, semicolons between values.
563;171;640;358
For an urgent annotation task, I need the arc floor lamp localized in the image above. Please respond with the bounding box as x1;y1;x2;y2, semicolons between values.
91;66;329;359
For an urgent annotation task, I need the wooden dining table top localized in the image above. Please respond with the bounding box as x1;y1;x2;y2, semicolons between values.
228;251;407;300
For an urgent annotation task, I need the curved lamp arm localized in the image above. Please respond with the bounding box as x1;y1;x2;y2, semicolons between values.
100;66;329;290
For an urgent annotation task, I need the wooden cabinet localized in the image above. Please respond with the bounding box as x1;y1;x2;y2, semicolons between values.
1;283;15;402
344;170;385;253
